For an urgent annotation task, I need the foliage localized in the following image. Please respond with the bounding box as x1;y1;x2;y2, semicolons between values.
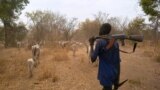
140;0;160;16
0;0;29;47
15;22;28;41
125;17;144;35
0;27;4;41
26;10;51;42
0;0;29;21
78;19;100;41
140;0;160;44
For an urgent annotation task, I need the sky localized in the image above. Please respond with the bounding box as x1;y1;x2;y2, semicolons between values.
19;0;145;23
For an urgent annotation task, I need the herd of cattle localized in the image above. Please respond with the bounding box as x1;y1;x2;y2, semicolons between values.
22;40;90;78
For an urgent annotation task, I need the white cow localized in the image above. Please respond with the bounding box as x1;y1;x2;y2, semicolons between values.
69;41;84;56
31;44;40;66
16;41;22;49
70;43;77;56
27;58;35;78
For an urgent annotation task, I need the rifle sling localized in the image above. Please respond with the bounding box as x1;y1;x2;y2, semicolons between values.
119;49;132;54
119;43;137;54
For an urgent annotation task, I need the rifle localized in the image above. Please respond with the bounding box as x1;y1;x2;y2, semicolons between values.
93;34;144;53
95;34;143;42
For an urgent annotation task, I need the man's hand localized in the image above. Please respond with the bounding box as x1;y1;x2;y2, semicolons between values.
89;36;95;46
106;38;115;49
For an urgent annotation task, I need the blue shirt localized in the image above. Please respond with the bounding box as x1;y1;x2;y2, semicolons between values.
90;39;121;86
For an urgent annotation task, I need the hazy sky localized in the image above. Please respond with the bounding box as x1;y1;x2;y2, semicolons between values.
20;0;145;22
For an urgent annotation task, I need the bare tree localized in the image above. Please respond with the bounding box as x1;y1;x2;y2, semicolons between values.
26;10;77;44
62;18;77;41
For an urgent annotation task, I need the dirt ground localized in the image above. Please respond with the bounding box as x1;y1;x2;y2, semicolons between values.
0;45;160;90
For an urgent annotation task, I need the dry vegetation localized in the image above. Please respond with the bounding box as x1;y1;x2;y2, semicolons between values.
0;42;160;90
0;46;69;90
0;0;159;89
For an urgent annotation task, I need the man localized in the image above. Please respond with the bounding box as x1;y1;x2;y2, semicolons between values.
89;23;121;90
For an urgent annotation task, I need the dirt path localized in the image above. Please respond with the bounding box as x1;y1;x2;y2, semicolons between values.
120;47;160;90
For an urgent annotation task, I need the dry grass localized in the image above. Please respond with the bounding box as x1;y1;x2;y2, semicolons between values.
153;44;160;63
0;43;160;90
156;55;160;63
80;54;85;63
142;46;154;58
0;46;70;90
0;48;31;81
53;49;69;62
0;58;6;74
145;50;160;63
35;47;68;81
0;47;68;83
36;63;57;81
141;43;160;59
128;79;141;87
143;50;154;57
141;42;160;63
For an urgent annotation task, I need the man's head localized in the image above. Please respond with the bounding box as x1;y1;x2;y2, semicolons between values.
99;23;111;35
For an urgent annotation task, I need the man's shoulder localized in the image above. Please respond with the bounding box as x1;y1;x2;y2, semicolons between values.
95;39;108;46
97;38;109;42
